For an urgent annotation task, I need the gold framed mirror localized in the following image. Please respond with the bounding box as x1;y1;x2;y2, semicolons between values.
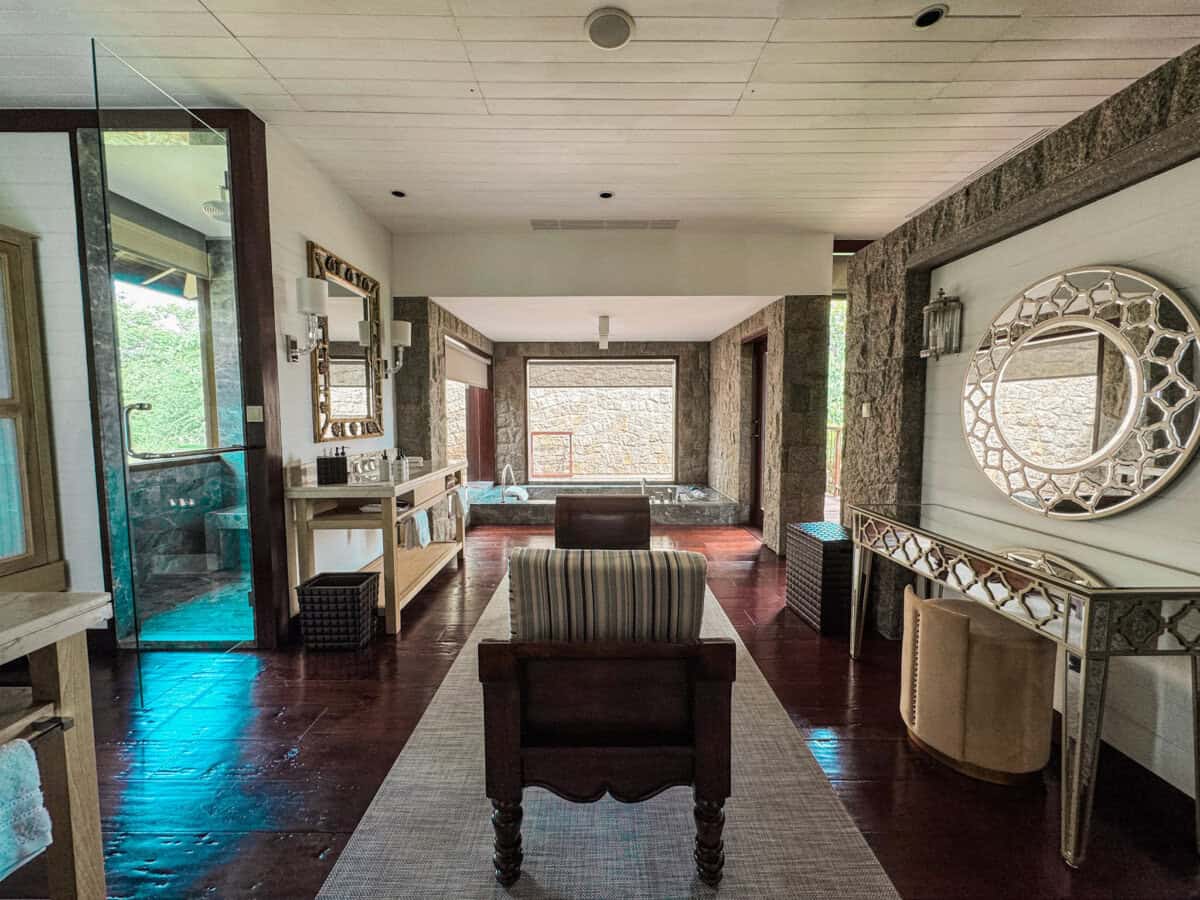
308;241;384;442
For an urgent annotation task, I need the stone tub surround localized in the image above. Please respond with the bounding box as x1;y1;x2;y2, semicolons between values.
468;484;738;527
492;341;710;485
709;296;830;555
844;43;1200;639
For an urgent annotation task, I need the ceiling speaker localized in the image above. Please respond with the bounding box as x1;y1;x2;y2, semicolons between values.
585;7;634;50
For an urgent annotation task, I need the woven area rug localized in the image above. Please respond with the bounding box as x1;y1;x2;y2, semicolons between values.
319;579;898;899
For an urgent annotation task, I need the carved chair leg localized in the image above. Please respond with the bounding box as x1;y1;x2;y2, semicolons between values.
694;797;726;886
491;798;524;886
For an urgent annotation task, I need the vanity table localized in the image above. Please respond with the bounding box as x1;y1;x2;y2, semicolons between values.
286;462;467;635
847;502;1200;868
0;591;111;898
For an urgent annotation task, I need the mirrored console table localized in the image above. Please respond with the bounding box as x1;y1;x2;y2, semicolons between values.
848;502;1200;868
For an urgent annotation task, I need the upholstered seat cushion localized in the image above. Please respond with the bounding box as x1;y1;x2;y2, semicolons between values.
508;548;707;641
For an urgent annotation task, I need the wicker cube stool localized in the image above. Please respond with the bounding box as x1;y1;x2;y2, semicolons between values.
900;586;1056;783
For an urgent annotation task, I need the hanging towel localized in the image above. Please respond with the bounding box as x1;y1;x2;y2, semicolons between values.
409;509;431;549
0;738;53;881
450;485;471;518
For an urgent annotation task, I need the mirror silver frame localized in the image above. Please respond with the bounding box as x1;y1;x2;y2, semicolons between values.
962;266;1200;519
308;241;384;442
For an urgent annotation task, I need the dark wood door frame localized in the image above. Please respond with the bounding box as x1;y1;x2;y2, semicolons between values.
747;335;768;531
0;108;288;649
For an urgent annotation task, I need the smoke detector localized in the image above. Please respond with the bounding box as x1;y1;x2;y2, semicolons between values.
585;8;634;50
201;171;231;224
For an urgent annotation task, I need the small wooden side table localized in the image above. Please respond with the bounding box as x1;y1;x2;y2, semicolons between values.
0;591;111;900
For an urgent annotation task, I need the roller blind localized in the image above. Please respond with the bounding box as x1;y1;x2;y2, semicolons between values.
445;337;489;389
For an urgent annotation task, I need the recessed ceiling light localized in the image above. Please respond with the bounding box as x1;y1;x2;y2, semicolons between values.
912;3;948;28
599;191;614;199
391;190;407;198
585;8;635;50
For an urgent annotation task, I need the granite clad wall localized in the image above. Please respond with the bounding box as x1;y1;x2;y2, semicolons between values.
493;341;709;485
709;296;829;554
844;44;1200;639
393;297;494;468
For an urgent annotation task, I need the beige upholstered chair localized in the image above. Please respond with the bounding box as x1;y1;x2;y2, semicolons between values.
900;585;1056;783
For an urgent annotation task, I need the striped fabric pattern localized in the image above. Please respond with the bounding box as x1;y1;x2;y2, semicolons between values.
508;548;706;642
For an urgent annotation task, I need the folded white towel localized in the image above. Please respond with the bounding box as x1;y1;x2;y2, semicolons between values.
0;738;53;881
408;509;431;548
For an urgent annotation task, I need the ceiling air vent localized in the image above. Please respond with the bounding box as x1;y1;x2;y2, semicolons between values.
531;218;678;231
585;8;635;50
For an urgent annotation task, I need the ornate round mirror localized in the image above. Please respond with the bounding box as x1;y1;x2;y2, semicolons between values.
963;266;1200;519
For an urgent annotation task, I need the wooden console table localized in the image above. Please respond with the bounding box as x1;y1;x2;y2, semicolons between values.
286;462;467;635
847;503;1200;869
1;591;111;899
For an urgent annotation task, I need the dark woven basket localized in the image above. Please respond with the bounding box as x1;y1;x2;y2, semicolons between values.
297;572;378;650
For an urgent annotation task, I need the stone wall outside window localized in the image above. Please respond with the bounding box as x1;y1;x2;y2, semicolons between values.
526;360;675;480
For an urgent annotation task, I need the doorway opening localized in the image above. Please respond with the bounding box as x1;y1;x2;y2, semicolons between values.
825;296;847;523
747;336;768;532
444;336;494;483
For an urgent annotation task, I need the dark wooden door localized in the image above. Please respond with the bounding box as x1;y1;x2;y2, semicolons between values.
466;385;496;483
749;337;767;530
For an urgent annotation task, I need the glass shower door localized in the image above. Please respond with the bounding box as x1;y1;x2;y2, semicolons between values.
93;42;256;646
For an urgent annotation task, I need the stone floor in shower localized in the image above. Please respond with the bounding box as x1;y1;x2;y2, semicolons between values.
133;572;255;644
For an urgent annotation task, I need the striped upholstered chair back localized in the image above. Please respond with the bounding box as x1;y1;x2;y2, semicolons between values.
508;548;706;642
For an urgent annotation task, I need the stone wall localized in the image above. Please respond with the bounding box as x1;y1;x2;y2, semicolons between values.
844;44;1200;638
493;342;709;484
528;387;674;479
445;378;468;466
995;375;1096;466
709;296;830;554
393;297;493;467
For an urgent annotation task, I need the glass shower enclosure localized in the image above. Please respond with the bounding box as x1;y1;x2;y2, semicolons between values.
92;43;256;646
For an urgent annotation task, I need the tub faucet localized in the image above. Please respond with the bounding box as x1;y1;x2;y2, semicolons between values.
500;463;516;503
640;477;647;496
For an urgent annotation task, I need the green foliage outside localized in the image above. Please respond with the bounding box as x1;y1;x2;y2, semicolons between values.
114;281;208;454
827;300;847;428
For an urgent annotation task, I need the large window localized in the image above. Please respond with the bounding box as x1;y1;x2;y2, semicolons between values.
526;358;676;482
114;279;211;454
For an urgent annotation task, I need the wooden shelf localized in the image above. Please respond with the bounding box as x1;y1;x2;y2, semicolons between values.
0;687;53;745
308;489;458;531
362;541;462;612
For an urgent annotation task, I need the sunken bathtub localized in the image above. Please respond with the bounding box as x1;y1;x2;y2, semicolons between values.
468;483;739;527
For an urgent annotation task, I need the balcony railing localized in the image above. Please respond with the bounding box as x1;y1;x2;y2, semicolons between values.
826;425;844;496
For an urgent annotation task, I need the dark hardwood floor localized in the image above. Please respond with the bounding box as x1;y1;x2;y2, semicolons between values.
3;525;1198;899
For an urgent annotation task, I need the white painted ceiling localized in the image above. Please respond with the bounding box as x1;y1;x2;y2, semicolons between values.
434;295;780;341
103;143;232;237
1;2;1198;237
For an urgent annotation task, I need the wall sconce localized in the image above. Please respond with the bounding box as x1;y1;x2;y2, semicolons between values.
384;319;412;377
286;276;328;363
920;288;963;360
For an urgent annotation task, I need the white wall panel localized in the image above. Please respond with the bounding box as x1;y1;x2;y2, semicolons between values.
0;133;104;592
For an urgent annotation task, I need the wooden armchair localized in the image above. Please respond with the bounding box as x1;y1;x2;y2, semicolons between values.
554;494;651;550
479;548;735;888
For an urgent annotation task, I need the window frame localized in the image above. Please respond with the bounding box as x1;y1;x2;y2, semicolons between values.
110;271;220;463
523;356;679;484
0;226;63;588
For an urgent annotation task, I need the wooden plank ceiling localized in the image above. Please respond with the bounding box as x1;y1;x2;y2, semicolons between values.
2;1;1197;237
